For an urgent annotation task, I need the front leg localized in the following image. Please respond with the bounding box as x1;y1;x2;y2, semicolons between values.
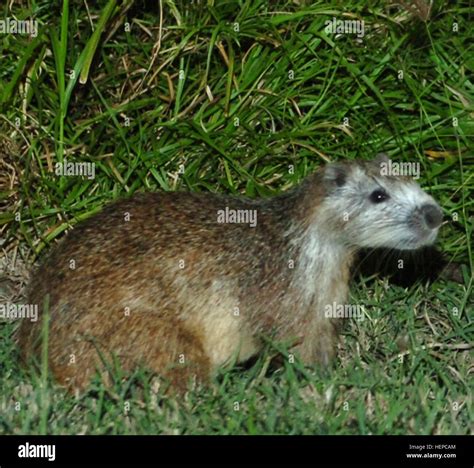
292;317;341;367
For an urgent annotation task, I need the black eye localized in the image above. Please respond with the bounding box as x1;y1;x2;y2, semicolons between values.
369;189;389;203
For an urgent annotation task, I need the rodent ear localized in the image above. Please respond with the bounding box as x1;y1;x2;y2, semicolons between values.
373;152;390;166
323;162;347;190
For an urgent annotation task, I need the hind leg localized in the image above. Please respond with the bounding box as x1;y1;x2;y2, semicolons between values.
47;312;211;393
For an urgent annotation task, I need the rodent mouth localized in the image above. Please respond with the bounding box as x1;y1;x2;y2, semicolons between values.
403;225;439;250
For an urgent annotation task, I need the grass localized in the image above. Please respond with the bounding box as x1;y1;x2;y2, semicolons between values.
0;0;472;435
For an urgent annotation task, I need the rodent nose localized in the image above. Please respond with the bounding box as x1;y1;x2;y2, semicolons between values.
421;204;443;229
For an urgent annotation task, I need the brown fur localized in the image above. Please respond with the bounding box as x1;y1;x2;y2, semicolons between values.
16;158;440;392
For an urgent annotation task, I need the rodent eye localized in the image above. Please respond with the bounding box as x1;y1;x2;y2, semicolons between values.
369;189;389;203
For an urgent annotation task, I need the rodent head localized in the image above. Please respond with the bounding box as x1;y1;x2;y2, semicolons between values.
319;154;443;250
